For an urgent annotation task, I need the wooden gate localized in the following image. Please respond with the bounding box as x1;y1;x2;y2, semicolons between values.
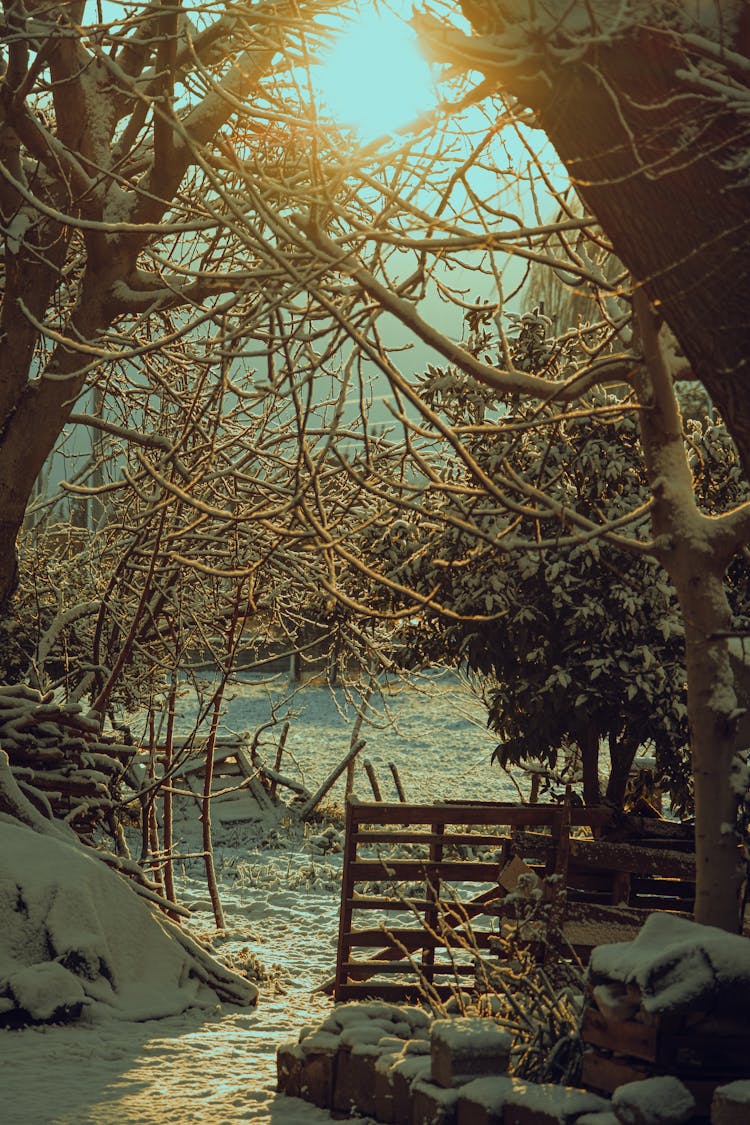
333;800;697;1002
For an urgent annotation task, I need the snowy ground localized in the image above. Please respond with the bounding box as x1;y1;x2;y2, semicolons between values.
2;671;522;1124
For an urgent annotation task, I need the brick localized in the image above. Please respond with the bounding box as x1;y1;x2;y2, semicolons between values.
298;1047;337;1109
375;1051;407;1123
712;1081;750;1125
431;1017;512;1088
503;1082;609;1125
456;1076;518;1125
332;1042;381;1117
612;1076;695;1125
384;1053;431;1125
413;1078;462;1125
276;1042;303;1097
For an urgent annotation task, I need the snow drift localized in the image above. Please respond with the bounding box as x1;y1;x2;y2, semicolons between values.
0;817;257;1025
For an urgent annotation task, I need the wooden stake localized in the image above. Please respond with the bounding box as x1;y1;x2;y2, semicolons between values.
269;720;290;801
364;759;382;802
389;761;406;802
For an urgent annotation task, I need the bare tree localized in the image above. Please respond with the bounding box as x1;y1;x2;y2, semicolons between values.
0;0;358;610
205;3;748;931
3;0;750;936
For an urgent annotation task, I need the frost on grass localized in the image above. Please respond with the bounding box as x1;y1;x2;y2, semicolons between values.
0;818;256;1025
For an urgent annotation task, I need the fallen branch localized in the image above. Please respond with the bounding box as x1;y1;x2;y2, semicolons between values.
299;738;366;820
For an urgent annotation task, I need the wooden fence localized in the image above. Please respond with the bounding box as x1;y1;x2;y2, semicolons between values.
333;800;696;1002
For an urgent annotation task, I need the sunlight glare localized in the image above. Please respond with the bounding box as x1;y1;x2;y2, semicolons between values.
316;10;435;139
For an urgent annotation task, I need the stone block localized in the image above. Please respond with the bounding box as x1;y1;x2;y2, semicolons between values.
298;1047;337;1109
712;1081;750;1125
502;1081;609;1125
413;1078;462;1125
375;1050;407;1123
378;1053;433;1125
276;1042;302;1097
456;1076;517;1125
612;1076;695;1125
332;1042;381;1117
431;1017;512;1088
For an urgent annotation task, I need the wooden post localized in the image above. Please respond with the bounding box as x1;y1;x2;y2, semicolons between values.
363;760;382;802
269;721;290;801
345;758;355;800
422;819;444;986
299;739;365;820
389;762;406;802
334;800;358;1000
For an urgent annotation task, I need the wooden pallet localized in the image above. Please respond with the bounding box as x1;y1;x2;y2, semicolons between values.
581;1000;750;1116
332;801;703;1001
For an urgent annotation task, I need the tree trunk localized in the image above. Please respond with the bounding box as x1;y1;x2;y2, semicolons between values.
580;721;602;806
423;1;750;931
635;293;744;930
605;737;638;810
435;6;750;472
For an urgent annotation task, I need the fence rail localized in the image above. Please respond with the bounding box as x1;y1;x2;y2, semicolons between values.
333;800;696;1002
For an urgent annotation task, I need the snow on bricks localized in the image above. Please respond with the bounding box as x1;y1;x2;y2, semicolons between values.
431;1016;512;1088
277;1004;614;1125
456;1076;608;1125
588;915;750;1017
276;1000;431;1115
711;1080;750;1125
376;1051;432;1123
611;1077;696;1125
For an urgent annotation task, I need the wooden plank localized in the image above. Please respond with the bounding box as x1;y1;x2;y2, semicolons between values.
581;1052;724;1116
334;981;457;1001
331;883;510;996
348;895;439;912
342;928;496;950
582;1007;658;1063
440;799;615;830
605;815;695;844
342;959;476;979
422;818;444;984
334;800;358;999
581;1050;651;1094
355;830;513;848
349;859;505;883
631;875;695;894
348;801;614;829
569;840;696;880
628;894;695;912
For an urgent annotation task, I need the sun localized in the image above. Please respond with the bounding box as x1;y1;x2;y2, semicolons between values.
315;9;435;140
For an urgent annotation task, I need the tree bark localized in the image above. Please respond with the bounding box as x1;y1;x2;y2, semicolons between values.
634;293;744;930
428;6;750;471
580;721;602;806
605;737;638;810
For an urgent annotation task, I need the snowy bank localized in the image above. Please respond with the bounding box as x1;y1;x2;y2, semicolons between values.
0;818;257;1024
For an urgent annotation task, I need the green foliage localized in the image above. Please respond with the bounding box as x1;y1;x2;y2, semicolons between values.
355;316;750;812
